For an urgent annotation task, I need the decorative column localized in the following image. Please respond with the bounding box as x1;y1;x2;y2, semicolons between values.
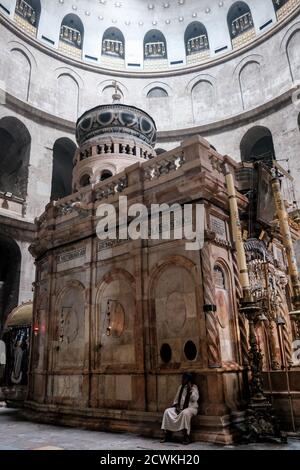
233;254;249;365
224;164;251;299
224;164;266;402
201;241;222;368
272;173;300;337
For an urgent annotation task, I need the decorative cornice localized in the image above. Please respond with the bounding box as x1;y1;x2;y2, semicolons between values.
2;85;295;141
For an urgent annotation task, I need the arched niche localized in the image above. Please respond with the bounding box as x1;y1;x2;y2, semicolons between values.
184;21;209;56
54;281;86;370
57;73;79;121
100;170;113;181
96;270;136;367
144;30;167;60
79;174;91;188
7;49;31;102
102;27;125;59
149;257;200;367
239;61;264;109
0;235;21;334
147;87;168;98
240;126;275;166
287;30;300;82
227;1;254;41
51;138;76;201
213;262;236;364
59;13;84;50
0;116;31;200
191;80;214;123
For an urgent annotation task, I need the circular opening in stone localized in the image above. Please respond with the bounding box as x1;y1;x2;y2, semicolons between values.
80;117;92;131
184;340;197;361
160;343;172;363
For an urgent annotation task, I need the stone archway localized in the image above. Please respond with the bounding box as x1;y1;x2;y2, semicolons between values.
0;235;21;335
0;117;31;201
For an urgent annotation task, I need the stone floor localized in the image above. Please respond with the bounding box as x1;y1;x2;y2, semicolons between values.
0;407;300;450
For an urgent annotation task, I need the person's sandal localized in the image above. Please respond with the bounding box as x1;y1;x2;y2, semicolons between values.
182;435;190;445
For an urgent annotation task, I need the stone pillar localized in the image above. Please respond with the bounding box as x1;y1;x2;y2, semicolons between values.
233;254;249;366
201;242;221;368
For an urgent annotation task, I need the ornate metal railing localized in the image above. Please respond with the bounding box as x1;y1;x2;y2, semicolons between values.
102;39;124;58
15;0;37;26
187;34;209;55
231;11;253;38
144;41;166;59
60;24;82;49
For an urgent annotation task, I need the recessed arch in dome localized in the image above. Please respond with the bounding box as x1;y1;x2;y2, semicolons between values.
147;87;168;98
144;29;167;60
59;13;84;51
102;27;125;59
227;1;254;41
184;21;209;56
240;126;275;166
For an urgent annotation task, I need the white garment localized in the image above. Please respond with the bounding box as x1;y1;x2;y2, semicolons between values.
161;384;199;435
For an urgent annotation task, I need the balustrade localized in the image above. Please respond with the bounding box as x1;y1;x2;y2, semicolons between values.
60;24;82;49
231;11;253;38
15;0;37;26
144;41;166;59
102;39;124;58
187;34;209;55
143;151;185;182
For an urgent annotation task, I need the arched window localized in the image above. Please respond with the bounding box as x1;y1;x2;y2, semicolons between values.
0;235;21;334
227;2;254;41
240;126;275;167
59;14;84;58
0;117;31;201
102;27;125;59
100;170;113;182
147;87;168;98
51;138;76;201
14;0;41;35
79;174;91;187
144;30;167;60
184;22;209;56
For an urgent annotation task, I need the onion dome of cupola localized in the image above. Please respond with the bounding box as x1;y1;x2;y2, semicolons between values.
76;102;157;148
72;84;157;191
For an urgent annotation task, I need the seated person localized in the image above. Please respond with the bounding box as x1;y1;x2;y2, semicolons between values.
161;372;199;445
